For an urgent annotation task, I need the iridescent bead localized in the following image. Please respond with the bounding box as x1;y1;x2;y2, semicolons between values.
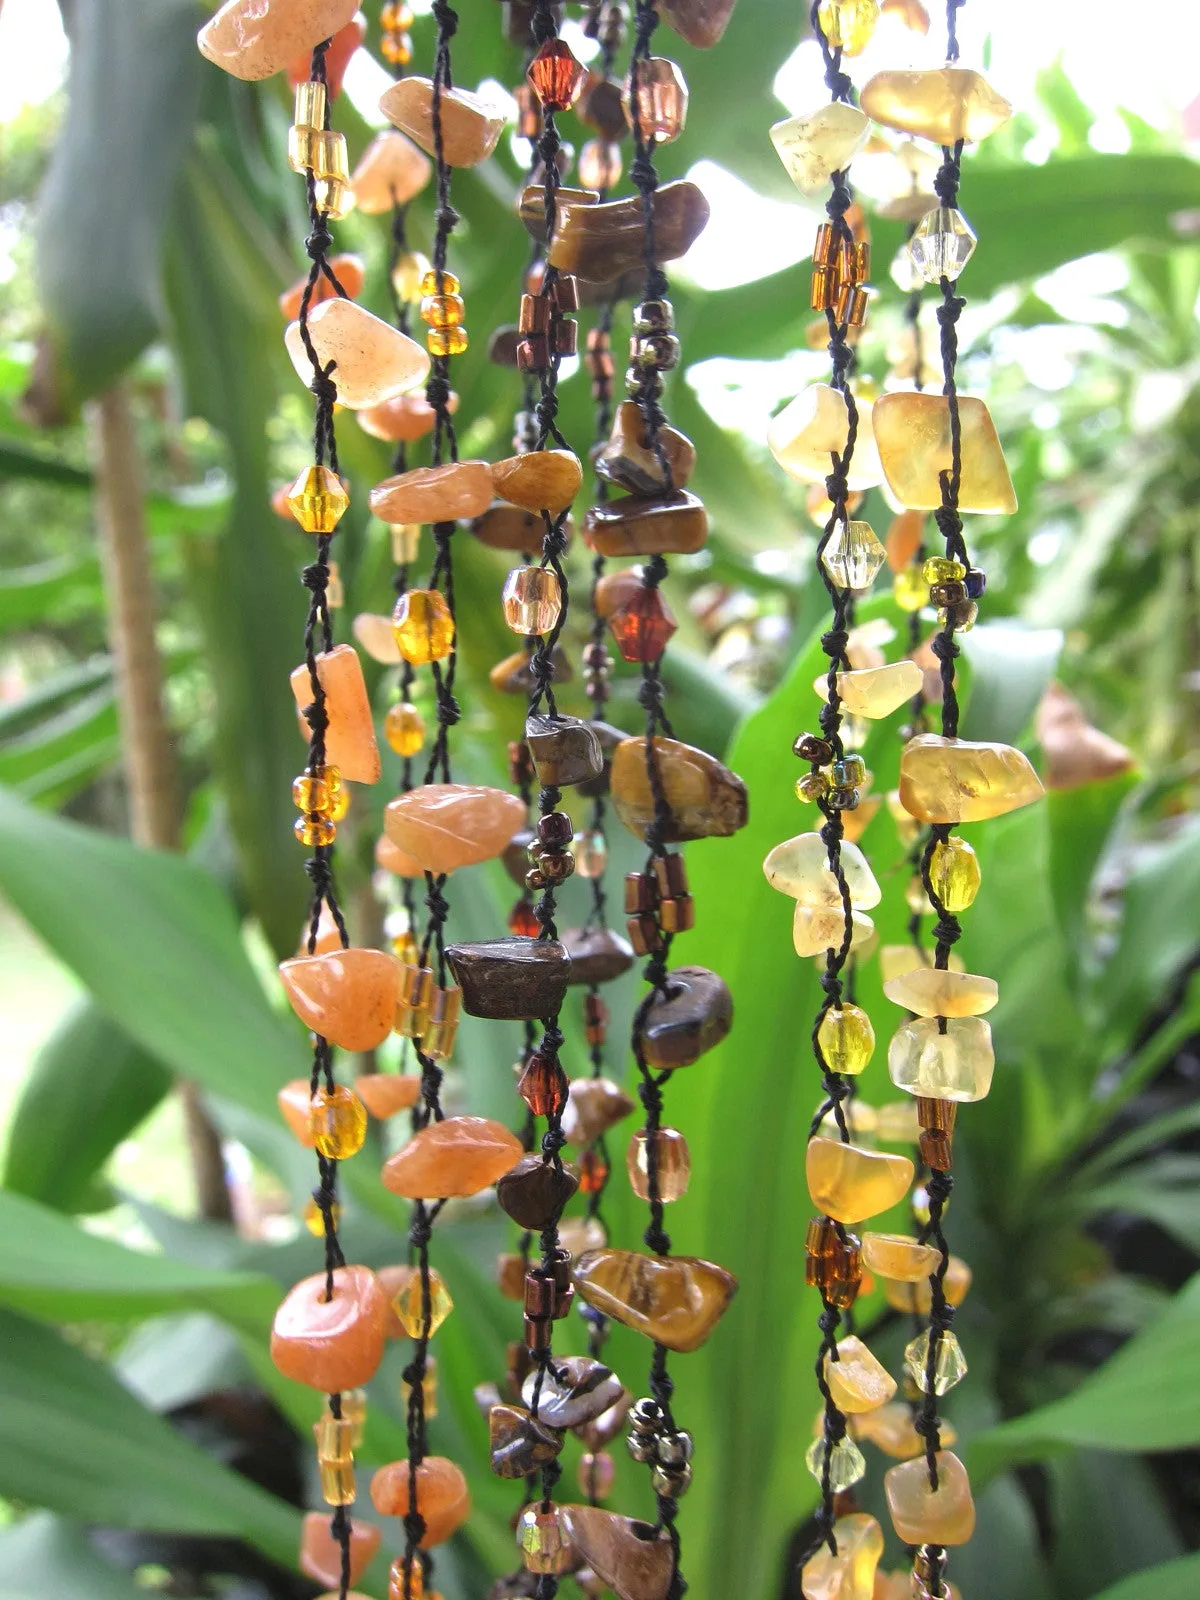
517;1504;573;1573
907;207;977;284
821;520;886;591
805;1434;867;1491
502;566;563;635
796;772;830;804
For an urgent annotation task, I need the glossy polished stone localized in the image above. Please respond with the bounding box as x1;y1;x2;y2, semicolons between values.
198;0;358;80
547;181;709;279
370;1456;471;1545
472;501;558;554
888;1015;995;1102
771;103;871;196
799;1513;883;1600
561;1506;675;1600
278;1078;318;1147
285;299;430;409
492;450;582;513
899;733;1044;822
873;393;1017;514
763;832;880;908
522;1357;624;1428
573;1248;737;1351
497;1153;579;1228
299;1512;381;1587
584;491;708;556
526;714;604;787
379;76;506;165
352;130;431;213
792;905;875;958
381;1115;523;1199
278;948;401;1051
853;1401;956;1459
357;390;455;443
884;1451;975;1545
823;1335;897;1414
270;1265;388;1390
805;1137;914;1224
882;1255;971;1315
278;254;364;321
595;401;695;494
627;1126;690;1202
879;944;964;983
561;1077;636;1145
384;784;526;873
354;1072;422;1118
369;460;493;524
636;966;733;1068
290;644;380;784
561;927;636;985
829;660;924;719
375;835;425;878
883;967;998;1018
768;385;883;492
490;1404;564;1479
860;1231;940;1281
861;67;1013;144
445;936;572;1020
610;737;747;842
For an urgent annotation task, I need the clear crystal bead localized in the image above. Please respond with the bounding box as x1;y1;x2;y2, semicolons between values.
805;1433;867;1491
904;1328;968;1395
821;520;887;592
906;207;977;285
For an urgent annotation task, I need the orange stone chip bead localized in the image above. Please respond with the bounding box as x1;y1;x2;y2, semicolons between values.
284;299;430;409
370;1456;471;1546
381;1115;523;1199
270;1265;389;1390
299;1511;381;1588
884;1451;976;1545
375;834;426;878
279;254;365;320
279;948;402;1052
805;1137;914;1225
352;130;433;213
290;645;381;784
369;461;494;524
278;1079;318;1147
355;1073;423;1118
384;784;526;874
198;0;359;80
357;391;456;443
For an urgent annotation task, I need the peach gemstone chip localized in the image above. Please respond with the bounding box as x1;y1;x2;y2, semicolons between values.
289;644;381;785
278;948;402;1052
270;1265;389;1390
381;1115;524;1200
198;0;360;81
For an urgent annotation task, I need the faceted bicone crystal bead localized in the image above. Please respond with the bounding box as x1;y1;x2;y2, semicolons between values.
928;834;981;911
770;103;870;196
793;906;875;959
198;0;358;80
278;948;402;1052
873;393;1017;515
381;1115;523;1199
823;1335;897;1414
517;1504;574;1574
900;733;1044;822
884;966;998;1018
371;1456;470;1545
379;76;506;165
889;1015;995;1102
626;1126;691;1201
861;1231;940;1281
830;660;924;719
805;1137;914;1224
270;1265;389;1390
822;520;887;591
862;66;1013;144
884;1451;976;1544
299;1512;381;1588
491;449;583;513
763;832;881;909
573;1247;737;1351
502;566;563;635
805;1434;867;1492
767;385;883;490
609;587;678;662
391;1265;454;1338
904;1327;968;1395
372;460;494;524
308;1085;368;1158
352;130;432;213
290;644;381;784
800;1512;883;1600
907;206;977;284
817;1005;876;1076
623;57;689;142
284;299;429;408
286;464;349;534
528;38;589;110
385;784;527;873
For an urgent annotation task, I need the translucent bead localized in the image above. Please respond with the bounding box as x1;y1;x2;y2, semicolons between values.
805;1433;867;1492
762;832;881;909
626;1127;690;1201
806;1137;914;1224
391;1266;454;1338
928;835;981;912
574;830;608;877
314;1414;356;1464
884;1451;976;1545
907;207;977;285
517;1504;573;1573
904;1328;968;1394
427;326;468;357
388;1557;425;1600
861;1231;940;1280
922;557;967;584
796;771;830;803
770;103;871;197
392;250;431;303
874;1100;921;1143
319;1458;356;1505
308;1085;369;1159
609;586;678;662
287;465;349;534
292;769;337;814
817;0;881;54
578;138;622;191
296;815;336;846
578;1450;615;1500
327;784;350;822
304;1195;341;1235
400;1355;438;1420
384;701;425;757
419;268;460;296
882;1255;971;1315
823;1335;897;1414
817;1004;876;1076
939;599;979;632
905;876;931;914
862;66;1012;145
527;38;588;111
420;293;465;328
883;966;998;1018
805;1215;863;1308
800;1513;884;1600
889;1015;995;1102
623;58;689;142
502;566;563;635
391;523;422;565
392;589;454;665
899;733;1044;824
338;1388;368;1448
821;520;886;591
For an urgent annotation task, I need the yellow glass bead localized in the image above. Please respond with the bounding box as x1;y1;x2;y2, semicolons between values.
392;930;419;966
325;560;344;610
796;772;830;804
817;1004;876;1076
319;1458;356;1506
391;523;422;565
294;81;327;134
928;835;981;912
381;30;413;65
392;1266;454;1338
823;1335;897;1415
427;325;469;357
392;251;431;303
295;815;336;846
423;986;461;1061
392;590;455;665
817;0;880;54
805;1434;867;1492
314;1414;356;1464
395;964;436;1039
303;1194;342;1235
385;701;426;757
921;555;965;586
420;293;466;328
308;1085;369;1159
337;1389;368;1448
904;1328;968;1395
293;771;333;814
893;565;928;613
287;465;350;535
420;267;461;295
326;784;350;822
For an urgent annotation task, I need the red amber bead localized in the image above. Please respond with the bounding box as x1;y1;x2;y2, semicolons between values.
578;1148;608;1194
527;39;589;111
609;586;677;662
508;896;541;938
518;1051;570;1117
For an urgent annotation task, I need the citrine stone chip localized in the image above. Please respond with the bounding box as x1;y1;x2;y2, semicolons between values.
763;832;880;908
768;385;883;491
830;661;924;719
861;67;1013;145
800;1513;883;1600
888;1015;995;1102
823;1335;897;1415
573;1248;737;1352
770;103;871;196
861;1231;940;1281
900;732;1044;824
873;392;1017;515
369;460;493;523
805;1137;914;1224
884;1451;976;1544
883;966;998;1017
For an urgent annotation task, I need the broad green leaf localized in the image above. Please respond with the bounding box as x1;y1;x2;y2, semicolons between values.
1076;1156;1200;1253
1087;1554;1200;1600
3;999;171;1212
1045;773;1138;990
0;1514;148;1600
0;787;295;1119
115;1312;250;1412
0;1305;299;1565
960;625;1062;744
0;556;97;633
0;437;91;489
0;658;111;740
0;682;117;794
1044;1451;1184;1600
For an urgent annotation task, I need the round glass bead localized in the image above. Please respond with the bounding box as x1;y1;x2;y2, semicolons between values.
805;1433;867;1491
419;268;460;296
928;835;981;912
420;293;466;328
834;754;867;787
293;771;333;814
964;567;987;599
922;556;967;585
326;784;350;822
817;1004;876;1076
502;566;563;635
308;1085;368;1159
796;772;830;803
392;589;454;665
385;701;426;757
427;326;468;357
939;599;979;632
295;815;336;846
893;565;928;612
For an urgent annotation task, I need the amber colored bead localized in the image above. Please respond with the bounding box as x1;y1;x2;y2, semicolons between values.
861;1231;940;1281
873;392;1017;515
502;566;563;635
579;138;622;191
527;39;588;110
928;834;981;912
861;66;1012;145
427;325;468;357
270;1266;389;1391
384;701;425;758
290;644;381;786
387;1557;425;1600
508;896;541;938
626;1126;690;1202
572;1247;737;1352
382;1115;524;1200
823;1334;897;1415
805;1215;862;1307
577;1148;608;1194
391;1265;454;1339
386;784;526;875
623;57;689;142
517;1051;569;1117
371;1457;470;1547
800;1512;883;1600
295;814;336;847
884;1452;975;1545
518;1504;574;1574
317;1458;355;1506
392;589;455;666
806;1138;914;1225
280;948;402;1053
900;733;1044;824
816;1004;876;1076
420;290;465;328
303;1195;339;1235
287;464;349;534
380;76;506;167
609;586;677;662
882;1255;971;1315
308;1085;368;1160
278;1079;318;1147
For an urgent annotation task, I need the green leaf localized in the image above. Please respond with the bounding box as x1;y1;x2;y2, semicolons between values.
960;625;1062;744
0;1513;149;1600
0;556;98;633
3;999;171;1211
969;1271;1200;1477
0;1305;299;1564
1078;1156;1200;1253
0;682;118;795
1045;773;1138;990
0;786;295;1119
1044;1451;1185;1600
1087;1554;1200;1600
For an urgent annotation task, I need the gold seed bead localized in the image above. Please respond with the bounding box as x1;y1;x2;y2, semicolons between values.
295;815;336;846
427;325;469;357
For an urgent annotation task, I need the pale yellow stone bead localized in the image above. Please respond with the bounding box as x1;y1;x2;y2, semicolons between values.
352;612;404;665
763;832;881;908
884;966;998;1017
770;103;871;196
284;299;430;409
816;660;925;720
854;1402;957;1459
793;905;876;958
823;1335;897;1415
884;1451;976;1545
879;944;963;983
768;385;883;492
861;67;1014;145
805;1137;914;1225
873;393;1017;515
874;1100;921;1143
899;733;1045;824
800;1513;883;1600
889;1015;994;1102
861;1231;940;1281
882;1255;971;1314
